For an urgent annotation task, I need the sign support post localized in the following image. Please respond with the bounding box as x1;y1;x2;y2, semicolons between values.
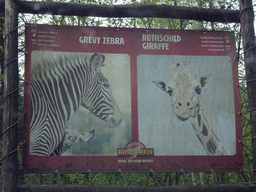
240;0;256;182
1;0;19;191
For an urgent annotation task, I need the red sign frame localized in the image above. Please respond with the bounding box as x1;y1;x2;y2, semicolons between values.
24;24;242;172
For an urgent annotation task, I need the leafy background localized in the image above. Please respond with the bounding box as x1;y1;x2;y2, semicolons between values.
0;0;254;187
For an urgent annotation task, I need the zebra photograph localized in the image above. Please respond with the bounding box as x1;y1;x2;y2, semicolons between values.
29;51;131;156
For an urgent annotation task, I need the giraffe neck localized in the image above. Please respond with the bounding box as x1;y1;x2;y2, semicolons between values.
189;109;226;155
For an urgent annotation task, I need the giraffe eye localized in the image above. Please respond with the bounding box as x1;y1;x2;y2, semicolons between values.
167;87;173;96
195;86;201;95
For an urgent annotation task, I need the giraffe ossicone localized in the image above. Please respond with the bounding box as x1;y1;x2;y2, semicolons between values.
152;62;226;155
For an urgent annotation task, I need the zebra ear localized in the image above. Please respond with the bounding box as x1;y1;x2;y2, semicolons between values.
80;130;95;142
90;53;105;72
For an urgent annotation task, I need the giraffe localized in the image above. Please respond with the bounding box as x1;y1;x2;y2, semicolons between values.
152;61;227;155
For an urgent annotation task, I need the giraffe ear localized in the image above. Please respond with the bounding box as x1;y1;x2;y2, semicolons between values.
200;74;213;89
90;53;105;72
152;80;167;94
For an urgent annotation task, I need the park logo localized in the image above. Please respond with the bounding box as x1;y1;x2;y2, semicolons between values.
117;141;154;159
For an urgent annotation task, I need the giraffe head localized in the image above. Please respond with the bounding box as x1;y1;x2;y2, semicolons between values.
152;62;213;121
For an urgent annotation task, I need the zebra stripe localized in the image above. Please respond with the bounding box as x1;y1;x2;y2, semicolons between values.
30;52;122;156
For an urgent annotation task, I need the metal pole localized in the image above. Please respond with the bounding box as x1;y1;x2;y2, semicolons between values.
1;0;19;190
239;0;256;182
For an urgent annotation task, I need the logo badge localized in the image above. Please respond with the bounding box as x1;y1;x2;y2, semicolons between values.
117;141;154;159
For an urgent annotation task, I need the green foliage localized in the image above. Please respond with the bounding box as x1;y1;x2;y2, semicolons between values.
0;0;252;187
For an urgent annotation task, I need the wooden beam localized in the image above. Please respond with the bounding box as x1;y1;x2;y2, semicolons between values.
0;2;240;23
1;0;19;191
11;184;254;192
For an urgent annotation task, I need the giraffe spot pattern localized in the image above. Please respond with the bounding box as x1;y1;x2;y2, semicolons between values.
197;114;201;127
207;138;217;154
201;123;208;136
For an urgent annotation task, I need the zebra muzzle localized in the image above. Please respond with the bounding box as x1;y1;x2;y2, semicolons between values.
106;116;122;128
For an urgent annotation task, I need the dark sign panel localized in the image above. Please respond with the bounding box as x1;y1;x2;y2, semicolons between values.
24;24;242;172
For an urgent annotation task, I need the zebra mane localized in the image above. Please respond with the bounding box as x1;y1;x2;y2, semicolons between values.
31;52;93;79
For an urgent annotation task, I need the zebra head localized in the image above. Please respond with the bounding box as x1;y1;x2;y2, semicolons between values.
62;127;95;153
82;53;122;128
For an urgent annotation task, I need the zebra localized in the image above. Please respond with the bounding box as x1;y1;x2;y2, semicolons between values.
62;124;95;153
30;52;122;156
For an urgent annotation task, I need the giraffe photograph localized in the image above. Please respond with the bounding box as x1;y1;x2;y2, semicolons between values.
137;55;236;156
